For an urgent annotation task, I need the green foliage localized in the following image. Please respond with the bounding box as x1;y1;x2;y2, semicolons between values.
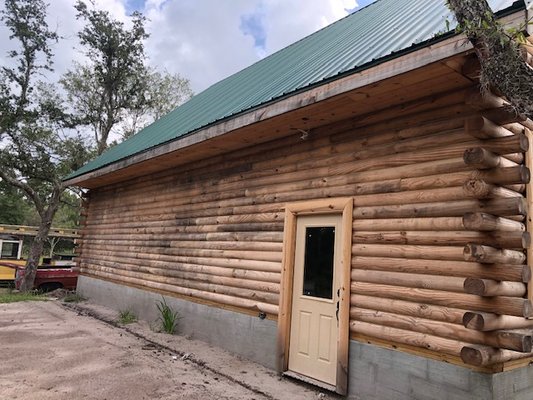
118;309;137;324
120;69;194;140
156;297;180;334
0;181;32;225
61;1;150;155
0;290;48;303
147;70;194;119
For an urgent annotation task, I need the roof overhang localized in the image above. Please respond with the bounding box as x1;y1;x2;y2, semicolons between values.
65;9;526;189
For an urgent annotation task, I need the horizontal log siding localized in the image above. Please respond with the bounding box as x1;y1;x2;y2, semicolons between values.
79;86;532;365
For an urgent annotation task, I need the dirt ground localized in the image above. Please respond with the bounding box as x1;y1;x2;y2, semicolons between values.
0;300;339;400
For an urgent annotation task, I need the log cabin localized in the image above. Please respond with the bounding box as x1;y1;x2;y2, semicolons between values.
65;0;533;397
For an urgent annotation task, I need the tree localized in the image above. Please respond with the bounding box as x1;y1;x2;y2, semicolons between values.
61;1;193;150
120;69;193;140
447;0;533;119
0;0;90;291
61;1;149;155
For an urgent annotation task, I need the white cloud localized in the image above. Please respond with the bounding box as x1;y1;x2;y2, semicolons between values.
1;0;359;93
260;0;357;57
143;0;259;93
143;0;358;92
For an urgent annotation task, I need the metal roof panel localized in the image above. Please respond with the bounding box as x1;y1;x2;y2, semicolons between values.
67;0;521;180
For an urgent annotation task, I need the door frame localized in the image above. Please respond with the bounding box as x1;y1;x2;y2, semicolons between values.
277;198;353;395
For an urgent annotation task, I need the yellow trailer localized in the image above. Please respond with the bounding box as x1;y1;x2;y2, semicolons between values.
0;226;79;283
0;235;24;281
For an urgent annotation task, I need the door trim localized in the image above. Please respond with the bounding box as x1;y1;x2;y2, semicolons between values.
277;198;353;395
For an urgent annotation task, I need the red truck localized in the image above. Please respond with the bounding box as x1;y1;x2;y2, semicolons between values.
15;265;78;291
11;255;79;291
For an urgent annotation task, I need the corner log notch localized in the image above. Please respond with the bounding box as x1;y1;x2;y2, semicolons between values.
453;85;533;367
348;84;533;369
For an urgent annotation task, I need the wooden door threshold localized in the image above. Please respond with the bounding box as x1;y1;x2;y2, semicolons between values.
282;370;337;393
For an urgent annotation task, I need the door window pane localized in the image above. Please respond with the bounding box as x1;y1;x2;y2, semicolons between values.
302;227;335;299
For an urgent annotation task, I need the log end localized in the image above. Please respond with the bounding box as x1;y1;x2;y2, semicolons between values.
519;133;530;152
463;180;491;198
463;312;486;330
463;244;481;262
522;232;531;249
519;166;531;185
463;147;485;165
462;212;482;230
524;300;533;318
460;345;487;366
522;266;531;283
498;331;533;353
463;278;487;296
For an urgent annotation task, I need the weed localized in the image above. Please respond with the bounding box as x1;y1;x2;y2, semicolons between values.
62;293;86;303
118;309;137;324
0;290;48;303
156;297;180;334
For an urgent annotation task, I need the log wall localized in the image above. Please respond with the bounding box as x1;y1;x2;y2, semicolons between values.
79;85;533;368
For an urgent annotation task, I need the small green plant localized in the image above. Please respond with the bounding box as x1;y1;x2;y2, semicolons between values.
62;293;86;303
156;297;180;334
118;309;137;324
0;290;48;303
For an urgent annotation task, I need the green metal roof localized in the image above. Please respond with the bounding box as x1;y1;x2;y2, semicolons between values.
67;0;522;180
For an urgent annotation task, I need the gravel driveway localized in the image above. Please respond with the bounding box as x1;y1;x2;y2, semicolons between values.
0;300;337;400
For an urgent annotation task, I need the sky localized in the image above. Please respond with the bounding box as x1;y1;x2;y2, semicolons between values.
0;0;378;94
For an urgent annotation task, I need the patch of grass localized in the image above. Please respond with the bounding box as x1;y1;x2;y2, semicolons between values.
0;290;48;303
118;309;137;324
62;293;86;303
156;297;180;334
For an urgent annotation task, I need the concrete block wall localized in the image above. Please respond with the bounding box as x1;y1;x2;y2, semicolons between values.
79;276;533;399
77;276;278;369
348;341;533;400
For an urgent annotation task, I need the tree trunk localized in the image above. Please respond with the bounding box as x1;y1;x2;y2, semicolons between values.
447;0;533;120
18;185;63;292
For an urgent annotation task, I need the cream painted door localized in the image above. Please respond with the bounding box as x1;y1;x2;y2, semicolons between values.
288;214;342;386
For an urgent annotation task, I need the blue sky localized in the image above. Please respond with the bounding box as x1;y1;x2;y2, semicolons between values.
125;0;147;13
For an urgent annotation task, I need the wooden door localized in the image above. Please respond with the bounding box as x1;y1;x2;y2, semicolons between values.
288;214;342;386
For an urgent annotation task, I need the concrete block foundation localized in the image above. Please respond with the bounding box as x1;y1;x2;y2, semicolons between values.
77;276;279;369
348;342;533;399
78;276;533;399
